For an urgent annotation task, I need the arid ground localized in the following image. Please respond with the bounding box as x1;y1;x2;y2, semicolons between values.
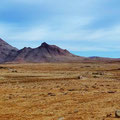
0;62;120;120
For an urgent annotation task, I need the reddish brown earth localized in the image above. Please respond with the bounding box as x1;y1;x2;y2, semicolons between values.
0;62;120;120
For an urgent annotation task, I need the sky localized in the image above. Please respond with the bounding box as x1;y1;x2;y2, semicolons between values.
0;0;120;58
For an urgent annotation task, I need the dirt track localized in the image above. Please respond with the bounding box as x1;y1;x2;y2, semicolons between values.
0;63;120;120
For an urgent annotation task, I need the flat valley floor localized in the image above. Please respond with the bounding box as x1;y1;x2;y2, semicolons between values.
0;63;120;120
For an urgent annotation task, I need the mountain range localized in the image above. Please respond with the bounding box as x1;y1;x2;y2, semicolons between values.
0;38;119;63
0;38;85;63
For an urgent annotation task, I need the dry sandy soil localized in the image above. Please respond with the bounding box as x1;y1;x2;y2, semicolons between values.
0;62;120;120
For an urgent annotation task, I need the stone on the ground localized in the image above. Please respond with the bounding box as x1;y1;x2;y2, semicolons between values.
58;117;64;120
78;76;82;79
115;110;120;118
48;93;56;96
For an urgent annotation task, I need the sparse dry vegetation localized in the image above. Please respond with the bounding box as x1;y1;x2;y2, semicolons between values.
0;62;120;120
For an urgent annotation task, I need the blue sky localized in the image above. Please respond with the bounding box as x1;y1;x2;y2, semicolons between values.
0;0;120;58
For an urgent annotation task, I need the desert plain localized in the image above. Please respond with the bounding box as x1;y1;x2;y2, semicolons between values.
0;62;120;120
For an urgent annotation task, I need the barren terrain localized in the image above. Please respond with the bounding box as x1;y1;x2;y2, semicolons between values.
0;62;120;120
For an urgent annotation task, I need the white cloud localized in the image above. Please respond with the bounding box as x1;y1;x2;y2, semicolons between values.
85;25;120;42
1;20;120;52
0;0;120;53
1;16;94;41
9;27;49;41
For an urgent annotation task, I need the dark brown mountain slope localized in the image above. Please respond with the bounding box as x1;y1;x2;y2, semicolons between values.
0;38;18;63
12;42;84;63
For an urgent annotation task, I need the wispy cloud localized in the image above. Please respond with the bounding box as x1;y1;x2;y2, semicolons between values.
0;0;120;57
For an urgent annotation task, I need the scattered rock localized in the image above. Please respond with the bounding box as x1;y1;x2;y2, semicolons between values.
92;72;104;75
12;69;17;73
63;92;68;95
93;75;99;78
48;93;56;96
85;65;91;68
68;89;76;91
77;76;83;79
58;117;64;120
9;69;18;73
108;91;116;94
74;109;79;113
106;113;112;118
115;110;120;118
0;67;8;69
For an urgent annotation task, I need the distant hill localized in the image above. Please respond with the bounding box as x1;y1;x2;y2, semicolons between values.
0;38;119;63
9;42;85;63
0;39;84;63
